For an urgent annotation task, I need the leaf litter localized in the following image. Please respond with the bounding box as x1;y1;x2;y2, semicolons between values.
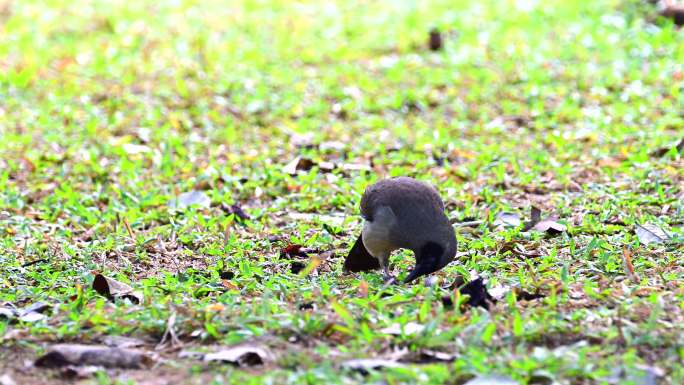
181;344;274;367
522;207;567;235
635;223;671;246
463;375;520;385
34;344;155;369
0;302;52;323
493;207;567;236
92;273;143;304
169;190;211;209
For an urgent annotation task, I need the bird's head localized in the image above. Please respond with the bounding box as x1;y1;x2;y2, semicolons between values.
403;235;457;284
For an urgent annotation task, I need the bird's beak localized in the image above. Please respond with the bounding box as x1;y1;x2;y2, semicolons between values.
403;241;444;283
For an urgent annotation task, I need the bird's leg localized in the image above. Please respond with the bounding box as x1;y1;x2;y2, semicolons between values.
382;265;396;284
379;253;396;284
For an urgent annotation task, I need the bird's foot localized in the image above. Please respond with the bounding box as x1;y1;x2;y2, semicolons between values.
382;274;397;286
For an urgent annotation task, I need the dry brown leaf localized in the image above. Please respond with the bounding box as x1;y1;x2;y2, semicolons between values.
283;156;315;175
92;274;143;304
206;304;226;312
428;28;443;51
357;280;369;298
221;280;239;290
622;247;639;284
521;206;567;235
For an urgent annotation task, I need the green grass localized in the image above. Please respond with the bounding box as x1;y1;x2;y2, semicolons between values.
1;0;683;384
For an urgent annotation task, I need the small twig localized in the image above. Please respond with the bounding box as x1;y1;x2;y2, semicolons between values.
450;219;484;227
21;258;48;267
122;217;135;240
156;311;181;351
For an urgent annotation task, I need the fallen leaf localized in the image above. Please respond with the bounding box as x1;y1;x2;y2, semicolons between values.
35;344;154;369
202;345;274;367
0;307;13;319
221;203;250;220
280;244;309;259
428;27;443;51
121;143;151;155
339;163;371;172
521;207;567;235
0;374;17;385
422;277;440;290
448;277;496;310
318;161;336;172
341;358;403;375
530;219;567;235
283;157;315;175
102;335;147;349
290;132;314;148
461;278;496;309
0;302;51;323
528;206;542;226
169;190;211;209
206;304;225;312
18;312;45;323
92;274;143;304
635;223;670;246
399;349;455;363
650;137;684;157
319;141;346;151
379;322;425;336
487;285;545;302
512;287;546;301
463;375;519;385
493;212;521;230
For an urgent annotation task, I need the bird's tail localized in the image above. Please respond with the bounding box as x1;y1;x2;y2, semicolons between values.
343;234;381;272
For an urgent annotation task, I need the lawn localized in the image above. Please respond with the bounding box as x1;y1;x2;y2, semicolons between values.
1;0;683;384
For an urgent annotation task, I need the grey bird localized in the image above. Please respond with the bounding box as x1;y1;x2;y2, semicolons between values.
343;177;457;283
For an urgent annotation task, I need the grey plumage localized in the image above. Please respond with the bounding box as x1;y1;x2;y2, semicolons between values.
344;177;457;283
